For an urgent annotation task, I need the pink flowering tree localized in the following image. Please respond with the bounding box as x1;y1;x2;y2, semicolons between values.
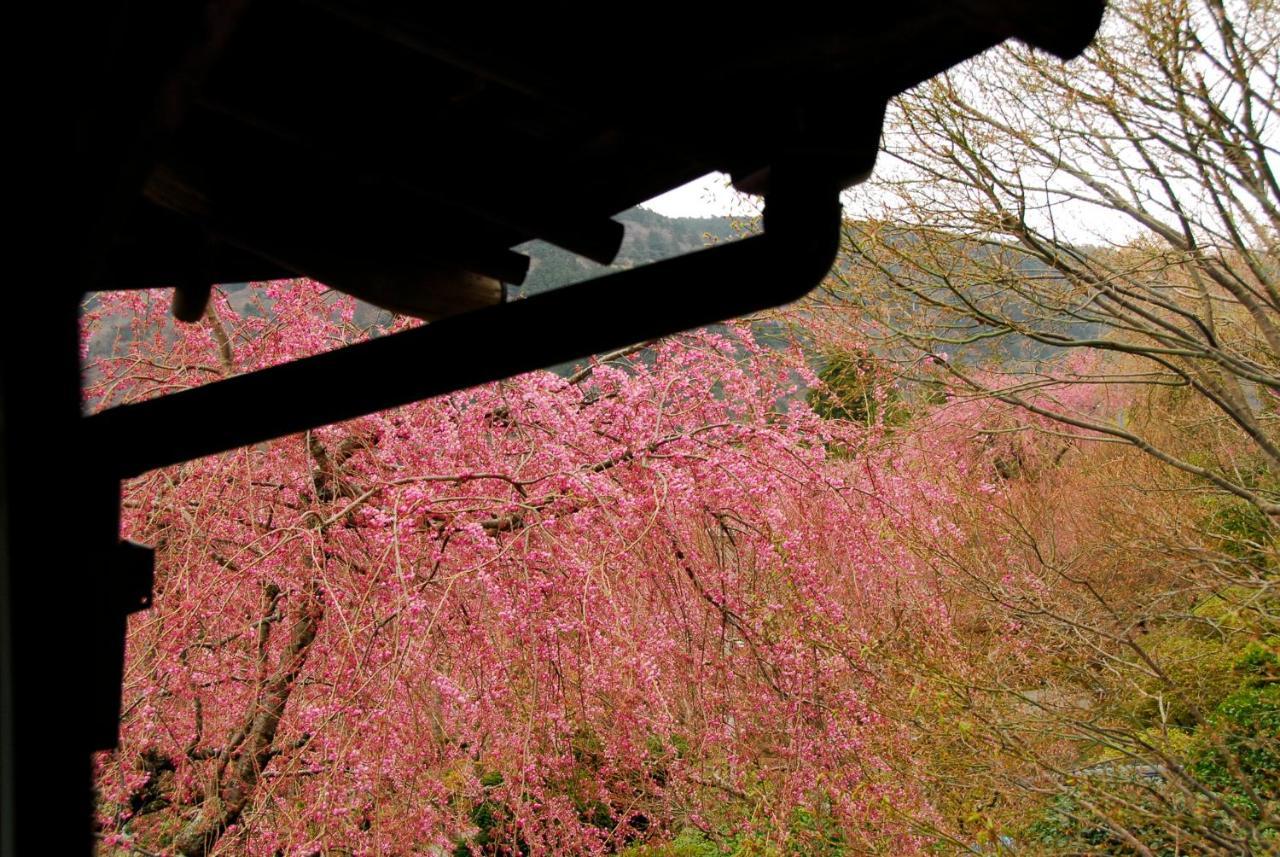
85;282;963;855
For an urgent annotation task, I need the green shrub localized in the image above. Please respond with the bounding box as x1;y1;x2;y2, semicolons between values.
807;351;908;428
1188;684;1280;816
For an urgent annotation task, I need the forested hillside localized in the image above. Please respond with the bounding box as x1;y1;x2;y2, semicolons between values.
511;207;741;297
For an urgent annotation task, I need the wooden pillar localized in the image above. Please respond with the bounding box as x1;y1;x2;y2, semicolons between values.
1;290;98;853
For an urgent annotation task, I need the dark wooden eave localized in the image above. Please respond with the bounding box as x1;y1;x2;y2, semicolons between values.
1;3;1107;853
86;2;1107;319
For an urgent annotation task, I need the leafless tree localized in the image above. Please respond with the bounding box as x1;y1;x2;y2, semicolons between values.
825;0;1280;514
808;2;1280;852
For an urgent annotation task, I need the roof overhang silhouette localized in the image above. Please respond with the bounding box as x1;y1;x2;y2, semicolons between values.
0;3;1106;850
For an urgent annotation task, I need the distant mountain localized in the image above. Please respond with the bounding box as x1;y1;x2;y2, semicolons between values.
85;208;743;365
503;208;756;375
509;207;742;298
88;209;1088;383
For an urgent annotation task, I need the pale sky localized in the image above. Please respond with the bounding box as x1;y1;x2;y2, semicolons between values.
641;167;1136;246
640;172;759;219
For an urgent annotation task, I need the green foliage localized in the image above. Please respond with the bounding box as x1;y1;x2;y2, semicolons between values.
1123;634;1246;729
1235;640;1280;686
621;806;846;857
622;827;732;857
1189;588;1259;630
452;766;528;857
1025;792;1114;852
1026;588;1279;854
1188;684;1280;816
807;351;908;428
784;807;847;856
1203;491;1277;568
453;727;656;855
